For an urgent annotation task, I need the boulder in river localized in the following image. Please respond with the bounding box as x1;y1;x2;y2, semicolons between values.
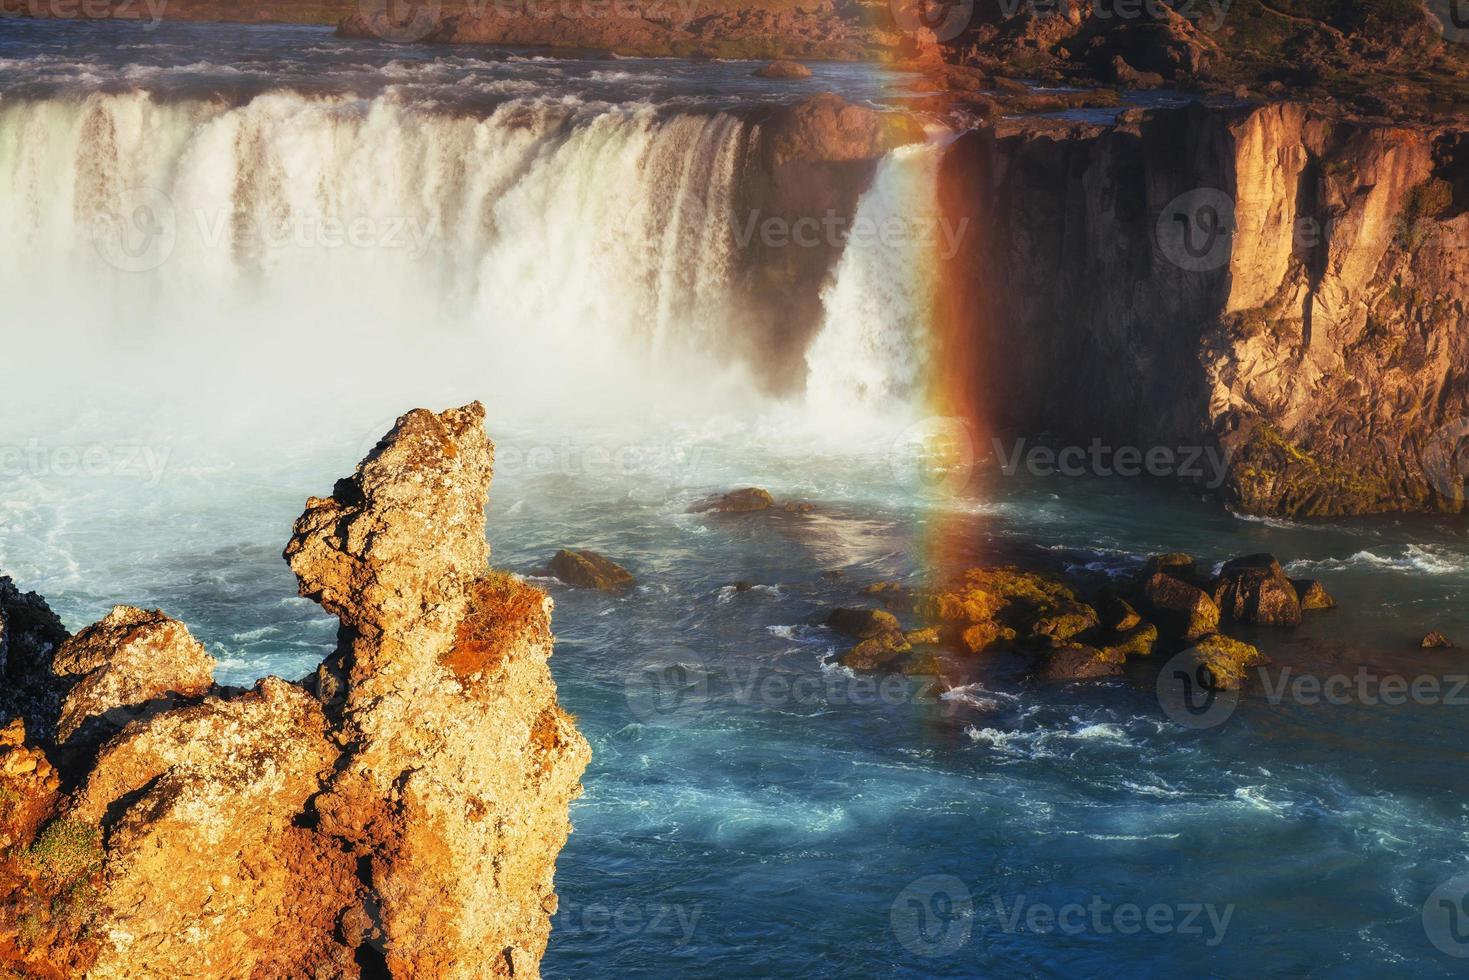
1293;579;1337;611
1140;572;1220;641
1182;634;1268;691
1421;631;1455;649
549;548;636;592
690;487;775;513
753;60;811;79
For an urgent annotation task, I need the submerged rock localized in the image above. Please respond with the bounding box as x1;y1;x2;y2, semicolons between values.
549;548;636;592
0;403;590;978
753;59;811;79
826;607;901;640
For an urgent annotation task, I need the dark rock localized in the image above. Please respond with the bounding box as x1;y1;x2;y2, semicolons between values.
548;549;636;592
753;60;811;79
1141;553;1198;585
1141;573;1220;641
1099;594;1142;632
826;607;901;640
1421;631;1455;649
1039;644;1124;681
992;76;1028;95
1113;55;1164;88
1212;554;1302;627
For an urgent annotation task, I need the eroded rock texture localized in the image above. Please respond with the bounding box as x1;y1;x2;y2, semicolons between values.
940;103;1469;517
0;403;589;978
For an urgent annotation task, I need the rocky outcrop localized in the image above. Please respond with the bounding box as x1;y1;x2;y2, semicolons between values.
1421;630;1455;648
691;487;776;513
0;403;590;978
939;101;1469;516
51;607;215;744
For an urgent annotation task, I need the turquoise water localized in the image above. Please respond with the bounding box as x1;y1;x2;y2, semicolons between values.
4;409;1469;976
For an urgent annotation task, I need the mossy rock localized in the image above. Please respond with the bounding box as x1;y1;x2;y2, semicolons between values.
827;608;901;640
1186;635;1268;691
1103;622;1158;660
838;631;912;671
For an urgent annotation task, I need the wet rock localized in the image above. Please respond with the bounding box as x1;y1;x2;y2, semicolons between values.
753;59;811;79
1141;573;1220;641
51;606;216;744
1101;622;1158;660
826;607;901;640
691;486;774;513
1099;594;1142;632
1294;579;1337;611
1421;630;1455;649
1039;644;1124;681
838;631;912;671
1141;553;1198;585
1212;554;1303;627
861;581;913;611
1181;635;1268;691
549;548;636;592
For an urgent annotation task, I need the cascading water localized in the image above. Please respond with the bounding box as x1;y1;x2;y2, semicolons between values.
0;85;935;426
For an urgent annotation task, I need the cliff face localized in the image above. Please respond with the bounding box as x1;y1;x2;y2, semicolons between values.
939;103;1469;517
0;403;590;978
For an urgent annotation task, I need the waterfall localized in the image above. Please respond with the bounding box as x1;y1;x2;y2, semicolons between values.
0;88;940;427
803;142;944;425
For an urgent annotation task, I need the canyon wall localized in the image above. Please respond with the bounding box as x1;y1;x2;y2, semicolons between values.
0;403;589;977
939;102;1469;517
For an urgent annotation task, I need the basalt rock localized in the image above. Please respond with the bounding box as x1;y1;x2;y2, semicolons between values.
0;403;590;979
1140;573;1220;642
1211;554;1303;627
0;577;70;742
1294;579;1338;611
